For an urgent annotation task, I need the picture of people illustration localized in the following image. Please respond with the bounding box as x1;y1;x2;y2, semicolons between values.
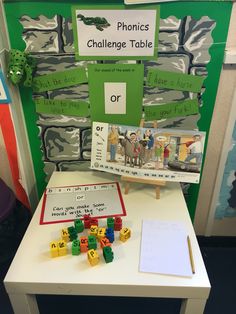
106;124;205;174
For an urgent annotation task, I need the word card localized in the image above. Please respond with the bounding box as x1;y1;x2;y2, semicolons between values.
40;182;126;225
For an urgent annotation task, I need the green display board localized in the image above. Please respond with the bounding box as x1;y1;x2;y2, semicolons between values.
4;0;232;221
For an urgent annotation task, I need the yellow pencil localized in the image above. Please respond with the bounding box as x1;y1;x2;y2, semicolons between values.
187;236;195;274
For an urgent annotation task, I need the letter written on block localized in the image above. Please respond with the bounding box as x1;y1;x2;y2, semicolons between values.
50;241;59;258
58;240;68;256
106;228;115;243
103;246;114;263
61;228;69;242
74;219;84;233
90;225;98;237
80;236;88;252
97;227;106;240
72;239;80;255
90;218;98;226
107;217;115;229
87;249;99;266
114;217;122;231
83;215;91;228
120;227;131;242
88;235;97;250
100;237;111;249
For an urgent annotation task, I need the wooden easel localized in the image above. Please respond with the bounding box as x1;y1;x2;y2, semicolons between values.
121;119;166;199
121;176;166;199
139;118;158;129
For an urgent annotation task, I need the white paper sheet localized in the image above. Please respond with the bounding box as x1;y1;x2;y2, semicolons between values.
139;220;193;277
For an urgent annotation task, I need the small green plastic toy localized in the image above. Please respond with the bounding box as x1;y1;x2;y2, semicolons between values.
77;14;110;31
7;49;36;87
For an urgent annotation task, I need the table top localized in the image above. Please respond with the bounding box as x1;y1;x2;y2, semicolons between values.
4;171;210;299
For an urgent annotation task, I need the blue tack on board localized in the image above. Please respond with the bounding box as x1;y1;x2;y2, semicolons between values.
0;70;11;104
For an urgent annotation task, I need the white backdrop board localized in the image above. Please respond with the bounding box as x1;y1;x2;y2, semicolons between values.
40;182;126;224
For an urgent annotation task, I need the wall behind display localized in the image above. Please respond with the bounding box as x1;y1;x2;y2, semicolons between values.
4;1;232;219
215;122;236;219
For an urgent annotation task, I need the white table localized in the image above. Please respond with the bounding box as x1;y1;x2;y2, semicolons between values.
4;171;211;314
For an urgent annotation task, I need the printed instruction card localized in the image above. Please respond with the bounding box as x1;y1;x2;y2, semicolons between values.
40;182;126;225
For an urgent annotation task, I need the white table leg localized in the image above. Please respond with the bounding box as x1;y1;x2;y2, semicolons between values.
8;293;39;314
180;298;207;314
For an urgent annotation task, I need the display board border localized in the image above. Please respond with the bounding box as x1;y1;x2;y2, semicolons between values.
4;1;233;220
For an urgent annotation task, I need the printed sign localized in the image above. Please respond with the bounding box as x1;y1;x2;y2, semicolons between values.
91;122;206;184
144;99;199;121
147;69;205;93
72;6;160;60
34;98;90;117
105;82;127;114
32;67;88;92
40;182;126;225
88;64;144;125
0;70;11;104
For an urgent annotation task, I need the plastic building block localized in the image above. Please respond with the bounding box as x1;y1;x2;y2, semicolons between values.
83;214;91;229
114;217;122;231
80;236;88;253
107;217;114;229
88;235;97;250
90;225;98;237
106;228;115;243
74;219;84;233
120;227;131;242
90;218;98;227
68;226;78;241
100;237;111;249
50;241;59;258
61;228;70;242
97;227;106;241
103;246;114;263
58;240;68;256
72;239;81;256
87;249;99;266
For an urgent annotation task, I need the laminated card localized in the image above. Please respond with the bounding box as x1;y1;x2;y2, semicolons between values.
91;122;206;184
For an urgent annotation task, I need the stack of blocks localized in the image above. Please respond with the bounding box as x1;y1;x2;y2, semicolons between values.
49;215;131;266
50;240;67;257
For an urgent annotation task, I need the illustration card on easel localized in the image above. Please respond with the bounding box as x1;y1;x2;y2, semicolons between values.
72;5;159;60
91;122;206;184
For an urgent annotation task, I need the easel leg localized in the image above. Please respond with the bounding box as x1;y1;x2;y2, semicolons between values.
124;183;130;195
156;186;160;199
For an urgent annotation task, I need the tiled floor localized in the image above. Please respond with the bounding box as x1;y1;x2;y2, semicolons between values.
1;237;236;314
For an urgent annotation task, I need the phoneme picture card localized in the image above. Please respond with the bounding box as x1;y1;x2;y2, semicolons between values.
40;182;126;225
91;122;206;184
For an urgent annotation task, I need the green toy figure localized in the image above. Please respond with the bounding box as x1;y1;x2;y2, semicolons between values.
7;49;36;87
77;14;110;31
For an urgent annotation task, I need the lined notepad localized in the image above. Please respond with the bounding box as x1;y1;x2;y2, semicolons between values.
139;220;193;277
